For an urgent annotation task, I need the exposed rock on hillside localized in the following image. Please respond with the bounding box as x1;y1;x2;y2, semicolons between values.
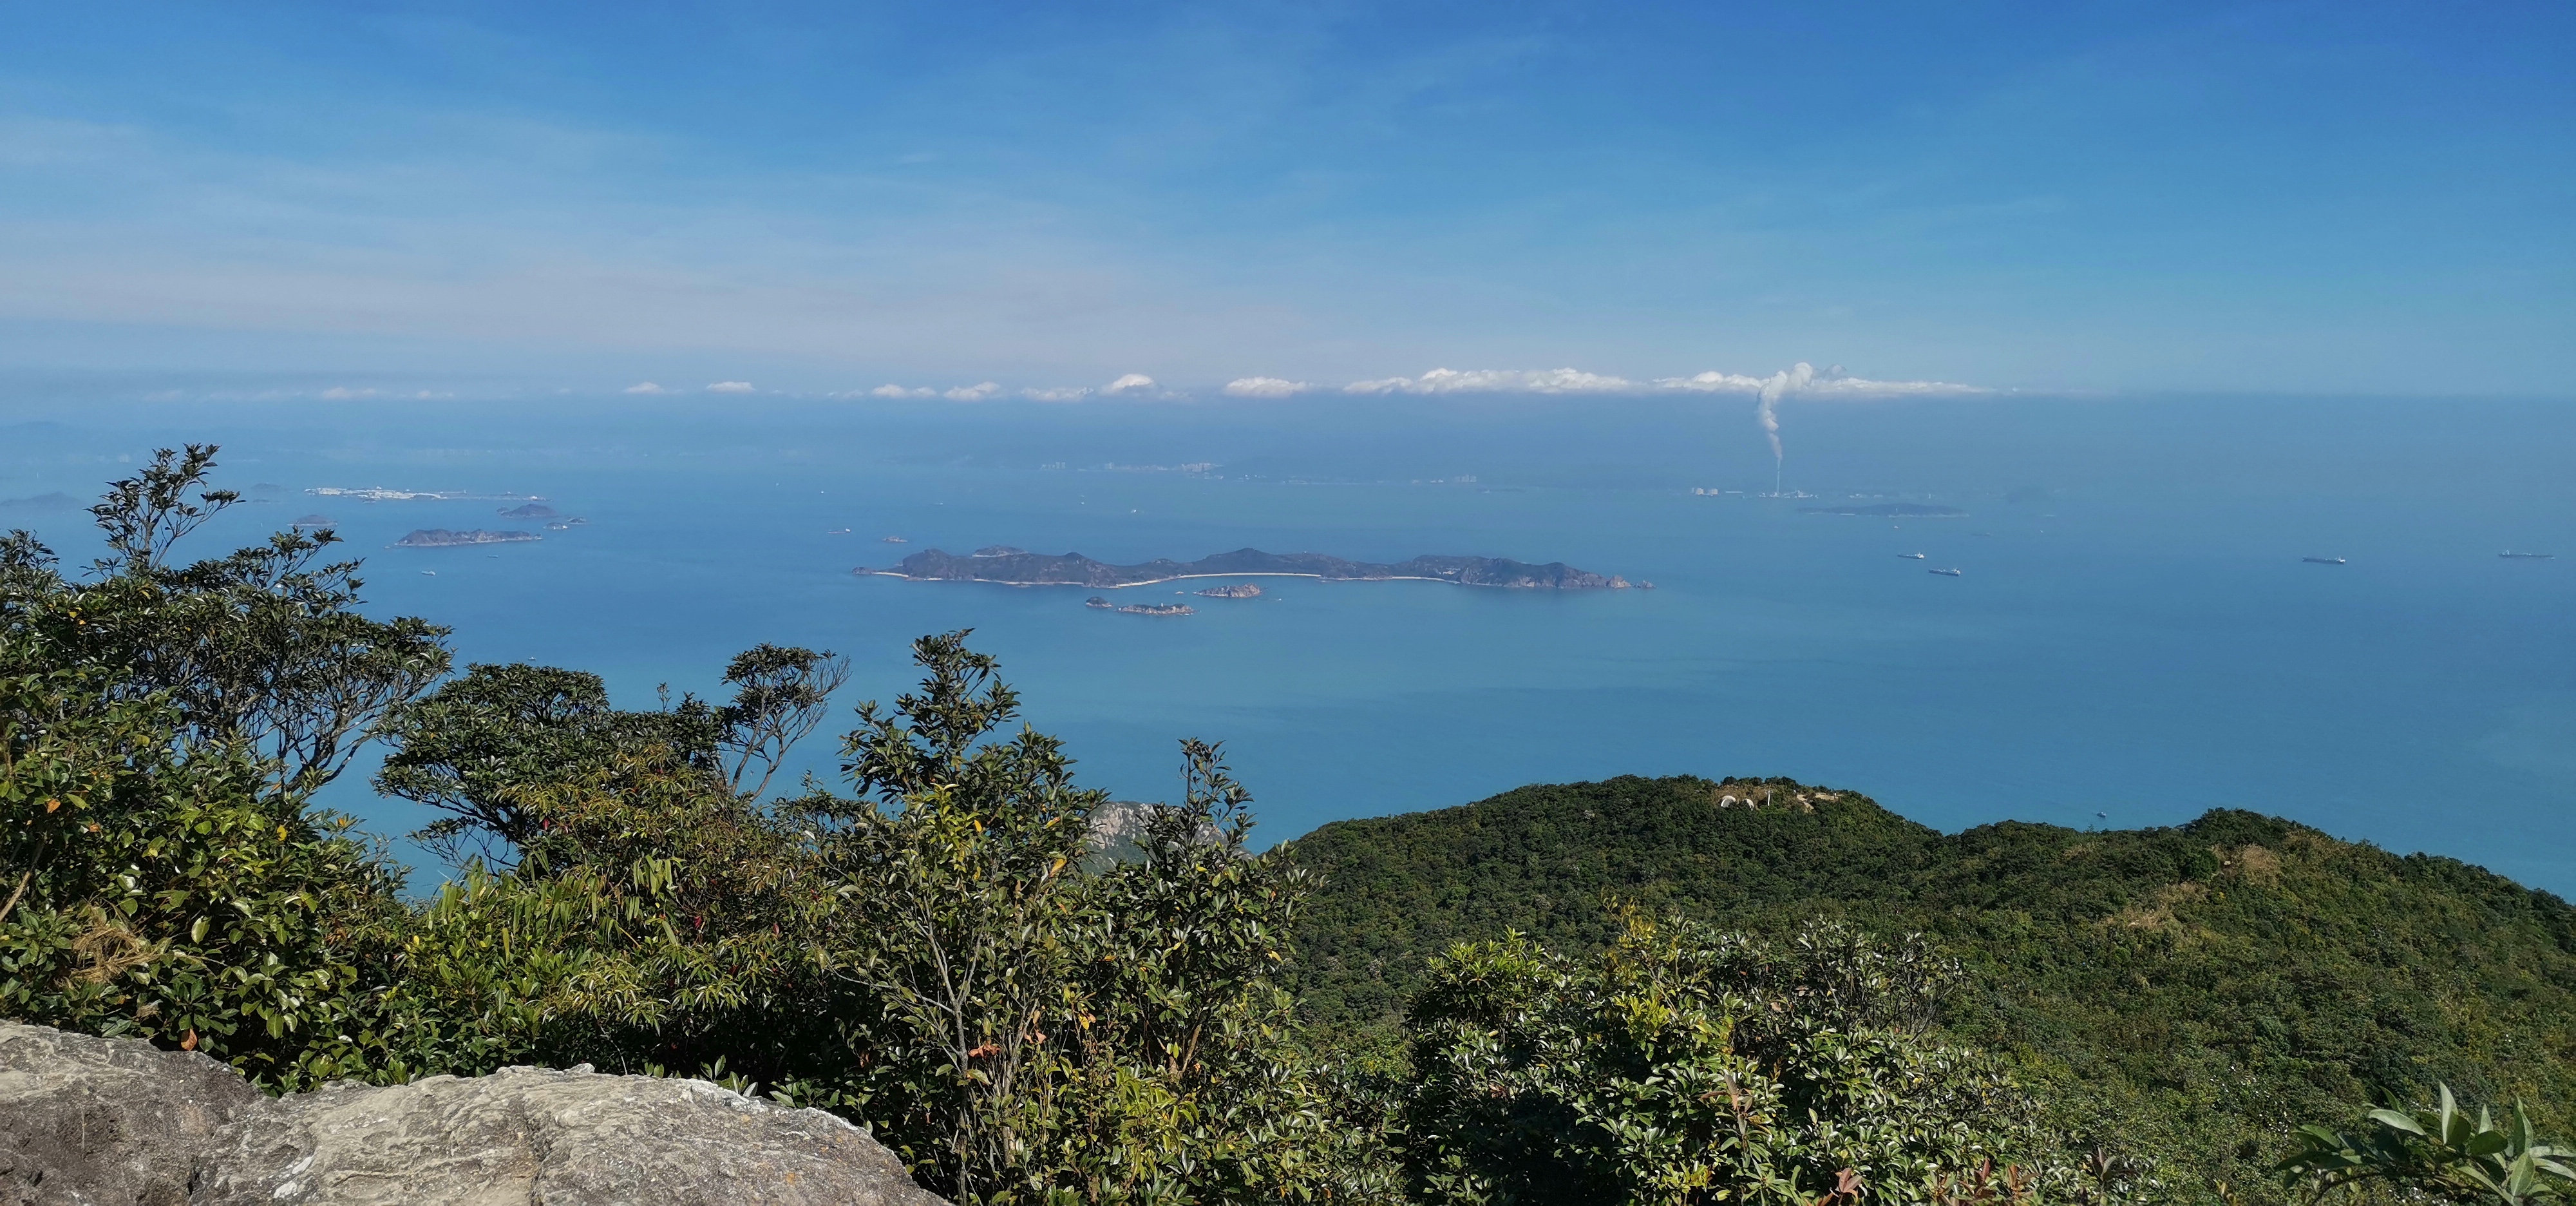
0;1021;947;1205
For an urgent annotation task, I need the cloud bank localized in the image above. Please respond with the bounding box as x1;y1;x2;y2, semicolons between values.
1223;376;1312;397
824;364;1976;410
1333;364;1980;400
1343;367;1640;395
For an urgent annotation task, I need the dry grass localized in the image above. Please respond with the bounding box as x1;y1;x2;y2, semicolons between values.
68;906;164;985
2110;882;2210;932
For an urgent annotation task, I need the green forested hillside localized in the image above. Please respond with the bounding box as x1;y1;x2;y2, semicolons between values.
1284;774;2576;1194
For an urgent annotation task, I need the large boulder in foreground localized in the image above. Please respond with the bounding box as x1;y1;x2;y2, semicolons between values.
0;1022;946;1205
0;1021;265;1205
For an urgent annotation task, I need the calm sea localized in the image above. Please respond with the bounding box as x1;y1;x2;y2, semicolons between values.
4;390;2571;895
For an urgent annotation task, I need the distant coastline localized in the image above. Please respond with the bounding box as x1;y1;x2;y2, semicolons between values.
310;487;545;502
390;528;542;548
1797;503;1967;519
857;546;1633;589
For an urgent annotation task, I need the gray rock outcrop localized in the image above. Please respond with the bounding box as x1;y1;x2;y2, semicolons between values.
0;1022;947;1206
0;1021;265;1205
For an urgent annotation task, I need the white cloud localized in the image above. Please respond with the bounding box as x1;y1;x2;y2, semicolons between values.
319;386;377;399
706;380;755;393
1649;365;1982;399
943;381;1003;401
1021;386;1094;402
1223;376;1311;397
868;383;938;398
622;381;668;394
1103;373;1157;395
1343;367;1640;395
1327;364;1984;399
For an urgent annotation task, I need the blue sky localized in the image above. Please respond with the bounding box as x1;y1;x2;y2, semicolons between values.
1;1;2569;397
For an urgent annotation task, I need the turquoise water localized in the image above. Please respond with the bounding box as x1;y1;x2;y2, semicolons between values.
4;392;2570;894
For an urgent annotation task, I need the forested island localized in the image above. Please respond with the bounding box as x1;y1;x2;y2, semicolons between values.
860;545;1633;588
389;528;542;548
7;448;2570;1206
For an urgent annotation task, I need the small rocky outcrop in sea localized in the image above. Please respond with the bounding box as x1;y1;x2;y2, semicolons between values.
1195;582;1263;598
498;503;560;519
0;1021;947;1205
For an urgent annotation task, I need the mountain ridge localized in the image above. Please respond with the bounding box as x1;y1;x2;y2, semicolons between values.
1280;774;2576;1192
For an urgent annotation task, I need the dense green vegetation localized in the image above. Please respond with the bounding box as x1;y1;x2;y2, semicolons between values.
5;448;2571;1205
1285;775;2576;1197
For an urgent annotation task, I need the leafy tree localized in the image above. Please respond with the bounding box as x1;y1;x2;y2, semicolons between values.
718;642;851;799
373;663;726;865
0;447;440;1088
813;630;1105;1201
2281;1084;2574;1206
375;646;848;865
1401;914;2061;1205
377;743;838;1086
804;631;1364;1203
0;634;408;1090
1050;739;1374;1201
0;445;451;797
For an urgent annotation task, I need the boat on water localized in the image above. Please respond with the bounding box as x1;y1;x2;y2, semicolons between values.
827;527;852;535
1929;568;1963;577
2499;550;2555;560
421;570;437;576
1899;552;1926;560
2302;556;2348;565
881;535;908;544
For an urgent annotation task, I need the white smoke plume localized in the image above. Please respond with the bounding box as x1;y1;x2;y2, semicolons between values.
1649;363;1980;470
1754;362;1812;466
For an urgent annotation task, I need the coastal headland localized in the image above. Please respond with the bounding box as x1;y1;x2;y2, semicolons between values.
857;546;1631;589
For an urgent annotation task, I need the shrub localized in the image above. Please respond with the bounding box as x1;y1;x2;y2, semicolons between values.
1401;914;2060;1204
